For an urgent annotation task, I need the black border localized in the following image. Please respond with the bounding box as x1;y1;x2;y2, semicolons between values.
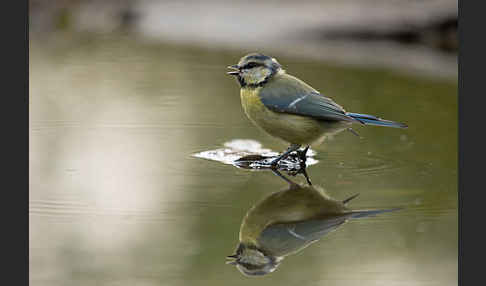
457;0;462;283
2;0;28;285
458;0;484;285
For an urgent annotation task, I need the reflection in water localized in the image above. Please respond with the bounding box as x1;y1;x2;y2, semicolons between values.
193;139;316;184
227;171;400;276
192;139;318;167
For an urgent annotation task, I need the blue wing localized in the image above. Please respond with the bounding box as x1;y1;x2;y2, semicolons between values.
259;75;361;123
259;74;407;128
257;215;350;256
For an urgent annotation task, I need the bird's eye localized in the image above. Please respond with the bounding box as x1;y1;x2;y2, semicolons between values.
242;62;261;69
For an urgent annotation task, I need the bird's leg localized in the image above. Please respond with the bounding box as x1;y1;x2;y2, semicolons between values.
271;169;298;187
297;146;310;164
300;167;312;186
296;146;312;185
270;144;301;168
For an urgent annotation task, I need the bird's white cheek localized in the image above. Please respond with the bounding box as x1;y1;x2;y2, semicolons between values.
242;69;270;85
242;71;258;84
253;70;270;84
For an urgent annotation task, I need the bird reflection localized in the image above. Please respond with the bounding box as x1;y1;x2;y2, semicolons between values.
226;171;400;276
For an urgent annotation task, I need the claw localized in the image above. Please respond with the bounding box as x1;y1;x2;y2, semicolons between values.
298;146;310;163
269;159;280;169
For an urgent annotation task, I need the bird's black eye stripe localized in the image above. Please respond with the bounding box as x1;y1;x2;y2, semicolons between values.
242;62;262;69
236;244;244;255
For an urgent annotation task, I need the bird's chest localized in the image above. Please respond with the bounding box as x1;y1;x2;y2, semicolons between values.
240;88;267;122
240;87;325;145
240;87;287;132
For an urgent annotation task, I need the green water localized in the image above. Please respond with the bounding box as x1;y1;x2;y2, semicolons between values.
30;33;457;286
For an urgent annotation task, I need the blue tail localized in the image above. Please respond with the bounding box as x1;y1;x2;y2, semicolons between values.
349;207;402;219
346;112;407;128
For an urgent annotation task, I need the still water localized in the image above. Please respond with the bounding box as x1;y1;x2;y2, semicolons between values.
30;33;457;285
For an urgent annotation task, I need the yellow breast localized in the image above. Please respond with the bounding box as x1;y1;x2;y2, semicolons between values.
240;88;330;145
240;87;266;121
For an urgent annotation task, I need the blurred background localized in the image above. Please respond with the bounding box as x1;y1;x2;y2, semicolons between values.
29;0;457;285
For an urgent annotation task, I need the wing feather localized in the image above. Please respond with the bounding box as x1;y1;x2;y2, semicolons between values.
257;216;349;256
259;74;359;123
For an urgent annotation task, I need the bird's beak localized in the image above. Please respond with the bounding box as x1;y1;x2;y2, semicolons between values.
226;254;239;265
227;65;240;76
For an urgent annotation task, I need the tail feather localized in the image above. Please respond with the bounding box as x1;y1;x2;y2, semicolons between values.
346;112;407;128
342;193;360;205
349;207;402;219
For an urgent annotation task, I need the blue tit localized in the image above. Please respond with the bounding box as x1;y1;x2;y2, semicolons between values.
227;53;408;167
226;174;400;276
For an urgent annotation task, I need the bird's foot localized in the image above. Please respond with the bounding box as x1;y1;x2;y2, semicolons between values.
286;165;312;185
235;145;308;171
297;146;309;164
269;158;281;169
286;146;309;166
285;146;312;185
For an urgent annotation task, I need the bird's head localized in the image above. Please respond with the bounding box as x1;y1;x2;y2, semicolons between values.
226;243;281;276
227;53;282;87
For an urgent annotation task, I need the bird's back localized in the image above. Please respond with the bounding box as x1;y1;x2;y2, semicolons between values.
264;72;321;98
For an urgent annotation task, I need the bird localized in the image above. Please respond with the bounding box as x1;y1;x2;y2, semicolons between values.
226;171;400;276
227;53;407;167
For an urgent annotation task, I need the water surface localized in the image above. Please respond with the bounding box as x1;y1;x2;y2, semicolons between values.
30;33;457;286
